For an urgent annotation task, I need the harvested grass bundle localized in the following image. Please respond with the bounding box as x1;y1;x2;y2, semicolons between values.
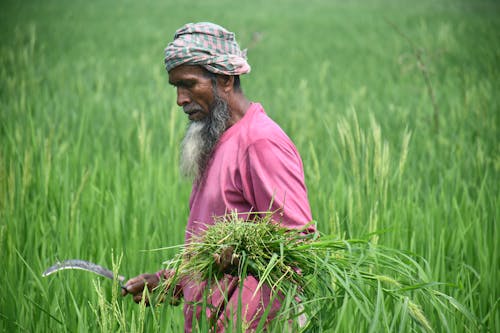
162;211;475;332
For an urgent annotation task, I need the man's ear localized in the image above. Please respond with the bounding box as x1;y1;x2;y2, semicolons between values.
217;75;234;93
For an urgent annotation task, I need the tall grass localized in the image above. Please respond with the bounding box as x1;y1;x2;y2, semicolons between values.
1;0;498;331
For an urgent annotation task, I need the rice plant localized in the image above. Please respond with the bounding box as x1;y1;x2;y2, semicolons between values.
160;211;477;332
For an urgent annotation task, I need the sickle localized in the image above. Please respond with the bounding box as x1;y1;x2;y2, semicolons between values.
42;259;126;290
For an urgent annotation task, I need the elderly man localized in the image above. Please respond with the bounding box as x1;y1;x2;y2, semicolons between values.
122;22;313;332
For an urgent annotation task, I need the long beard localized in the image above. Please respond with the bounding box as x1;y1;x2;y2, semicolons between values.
179;95;230;181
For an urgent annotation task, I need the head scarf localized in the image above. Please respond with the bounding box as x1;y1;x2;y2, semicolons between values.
164;22;251;75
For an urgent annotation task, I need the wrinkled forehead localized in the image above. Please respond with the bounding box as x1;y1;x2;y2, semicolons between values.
168;64;212;80
167;65;217;90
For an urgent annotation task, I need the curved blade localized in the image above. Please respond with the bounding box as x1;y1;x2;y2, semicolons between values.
43;259;125;283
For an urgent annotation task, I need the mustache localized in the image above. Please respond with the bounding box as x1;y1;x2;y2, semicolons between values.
183;103;204;113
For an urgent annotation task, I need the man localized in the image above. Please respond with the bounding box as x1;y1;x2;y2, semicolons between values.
122;22;313;332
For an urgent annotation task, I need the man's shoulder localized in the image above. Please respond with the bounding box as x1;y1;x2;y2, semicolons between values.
244;103;287;140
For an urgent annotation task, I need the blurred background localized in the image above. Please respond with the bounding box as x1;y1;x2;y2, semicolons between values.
1;0;498;331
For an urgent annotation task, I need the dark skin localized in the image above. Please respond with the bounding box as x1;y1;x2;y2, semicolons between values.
121;273;160;305
169;65;250;125
122;64;250;305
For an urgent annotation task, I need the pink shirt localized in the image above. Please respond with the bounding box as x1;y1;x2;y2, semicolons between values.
182;103;313;332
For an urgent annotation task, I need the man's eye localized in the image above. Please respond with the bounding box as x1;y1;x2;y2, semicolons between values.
181;81;195;88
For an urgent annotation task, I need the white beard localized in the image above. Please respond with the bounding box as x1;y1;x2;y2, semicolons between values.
179;94;231;181
179;121;205;180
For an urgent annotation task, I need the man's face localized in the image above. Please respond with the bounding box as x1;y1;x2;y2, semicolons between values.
168;65;216;122
169;65;231;180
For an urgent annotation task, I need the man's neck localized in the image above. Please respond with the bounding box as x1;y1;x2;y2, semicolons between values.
227;94;251;126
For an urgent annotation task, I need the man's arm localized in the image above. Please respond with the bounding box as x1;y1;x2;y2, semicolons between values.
241;137;314;231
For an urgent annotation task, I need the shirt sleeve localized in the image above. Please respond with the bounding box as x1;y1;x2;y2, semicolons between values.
240;137;314;231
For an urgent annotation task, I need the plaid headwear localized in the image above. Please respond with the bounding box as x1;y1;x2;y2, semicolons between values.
164;22;251;75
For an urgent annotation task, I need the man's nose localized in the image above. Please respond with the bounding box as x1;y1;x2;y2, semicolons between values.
176;87;190;107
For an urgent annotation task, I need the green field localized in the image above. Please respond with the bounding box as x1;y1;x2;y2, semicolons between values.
1;0;498;331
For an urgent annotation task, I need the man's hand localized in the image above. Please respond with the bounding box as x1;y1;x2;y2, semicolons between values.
121;273;159;306
122;271;182;306
213;245;240;274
